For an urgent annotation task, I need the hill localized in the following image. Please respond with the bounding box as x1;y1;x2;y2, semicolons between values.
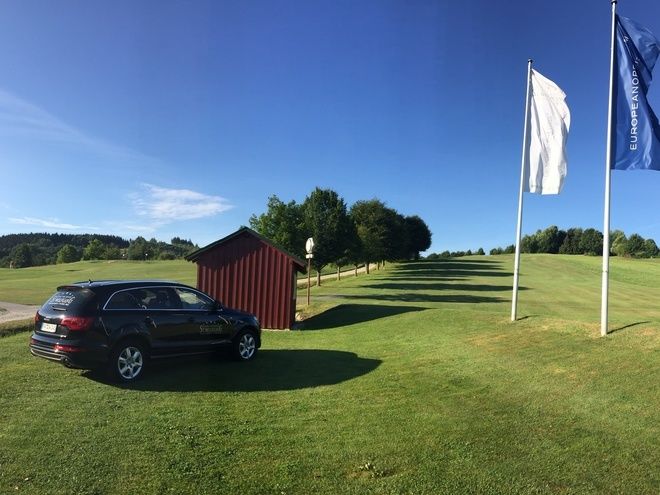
0;232;129;267
0;259;196;304
0;233;197;268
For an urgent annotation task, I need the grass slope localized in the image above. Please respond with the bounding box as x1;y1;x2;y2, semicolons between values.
0;255;658;494
0;260;196;304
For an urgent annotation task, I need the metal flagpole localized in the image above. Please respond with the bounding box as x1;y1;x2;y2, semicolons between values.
601;0;617;336
512;59;533;321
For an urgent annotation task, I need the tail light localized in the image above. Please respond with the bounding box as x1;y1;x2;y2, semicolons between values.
34;312;40;324
54;344;83;353
60;316;95;332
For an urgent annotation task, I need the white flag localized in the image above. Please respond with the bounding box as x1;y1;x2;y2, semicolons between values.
524;69;571;194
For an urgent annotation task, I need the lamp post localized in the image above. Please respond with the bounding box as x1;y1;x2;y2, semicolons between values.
305;237;314;306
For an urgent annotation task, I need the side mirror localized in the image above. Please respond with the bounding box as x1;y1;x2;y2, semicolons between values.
213;300;223;311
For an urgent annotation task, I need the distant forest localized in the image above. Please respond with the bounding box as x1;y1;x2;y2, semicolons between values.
426;226;660;259
1;233;198;268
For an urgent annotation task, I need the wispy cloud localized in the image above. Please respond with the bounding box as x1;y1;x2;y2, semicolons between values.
0;88;152;161
104;221;158;236
132;184;233;223
9;216;99;231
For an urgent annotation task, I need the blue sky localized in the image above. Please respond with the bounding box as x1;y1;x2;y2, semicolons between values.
2;0;660;254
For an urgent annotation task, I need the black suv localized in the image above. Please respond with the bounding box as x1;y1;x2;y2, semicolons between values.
30;280;261;382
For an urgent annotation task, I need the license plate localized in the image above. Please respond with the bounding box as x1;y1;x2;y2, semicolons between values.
41;322;57;333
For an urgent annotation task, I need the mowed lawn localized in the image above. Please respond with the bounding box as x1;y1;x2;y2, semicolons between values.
0;256;658;494
0;260;197;305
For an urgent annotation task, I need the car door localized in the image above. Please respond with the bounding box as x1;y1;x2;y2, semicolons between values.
131;287;194;357
173;287;234;349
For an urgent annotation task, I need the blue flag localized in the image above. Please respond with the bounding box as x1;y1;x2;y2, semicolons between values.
613;15;660;170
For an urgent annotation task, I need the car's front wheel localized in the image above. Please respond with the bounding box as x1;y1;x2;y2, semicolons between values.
110;340;147;382
232;330;258;361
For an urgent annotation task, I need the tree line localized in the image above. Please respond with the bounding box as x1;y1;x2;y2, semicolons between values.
496;226;659;257
249;187;432;285
426;247;487;259
1;233;197;268
425;225;659;259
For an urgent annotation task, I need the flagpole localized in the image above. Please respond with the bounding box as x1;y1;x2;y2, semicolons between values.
512;59;533;322
601;0;617;337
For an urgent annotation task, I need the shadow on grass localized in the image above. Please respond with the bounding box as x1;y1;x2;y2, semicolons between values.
85;349;381;392
398;260;498;269
341;293;505;304
301;303;426;330
367;282;525;292
513;315;537;321
393;269;513;278
609;321;651;334
386;275;467;281
392;259;512;279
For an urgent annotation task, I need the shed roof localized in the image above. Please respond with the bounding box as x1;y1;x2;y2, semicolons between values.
186;227;306;271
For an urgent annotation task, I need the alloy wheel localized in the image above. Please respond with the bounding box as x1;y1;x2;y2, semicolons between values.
238;333;256;360
117;346;144;380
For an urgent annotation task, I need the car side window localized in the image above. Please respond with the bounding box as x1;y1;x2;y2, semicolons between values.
105;290;143;310
174;288;214;311
105;288;182;310
145;288;181;310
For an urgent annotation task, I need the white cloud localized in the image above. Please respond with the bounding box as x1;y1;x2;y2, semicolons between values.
103;221;158;237
0;88;152;161
9;216;99;231
132;184;233;223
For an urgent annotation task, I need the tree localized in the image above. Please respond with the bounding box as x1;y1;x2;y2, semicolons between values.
104;244;122;260
559;228;583;254
643;238;659;258
171;237;194;246
56;244;80;264
11;243;33;268
521;233;539;253
382;208;406;261
610;231;628;257
579;228;603;255
169;237;197;258
82;239;106;260
537;226;566;254
476;247;485;255
302;188;354;286
127;237;149;260
350;199;390;273
403;215;432;260
250;195;306;257
626;233;645;257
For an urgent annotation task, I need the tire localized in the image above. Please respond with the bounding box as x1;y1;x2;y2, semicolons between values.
232;330;258;361
109;339;148;382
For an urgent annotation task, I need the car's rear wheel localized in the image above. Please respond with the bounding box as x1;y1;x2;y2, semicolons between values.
232;330;258;361
110;340;147;382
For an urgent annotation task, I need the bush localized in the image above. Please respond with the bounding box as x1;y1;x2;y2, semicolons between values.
56;244;80;264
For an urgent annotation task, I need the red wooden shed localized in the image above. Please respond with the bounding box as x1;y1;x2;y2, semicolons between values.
186;227;306;330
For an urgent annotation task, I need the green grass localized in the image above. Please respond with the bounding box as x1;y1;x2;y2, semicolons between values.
0;255;658;494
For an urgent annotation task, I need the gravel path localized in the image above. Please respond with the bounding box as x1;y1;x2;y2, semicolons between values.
0;301;39;323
